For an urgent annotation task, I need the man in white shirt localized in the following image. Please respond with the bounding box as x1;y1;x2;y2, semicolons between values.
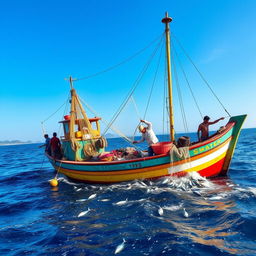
133;119;159;156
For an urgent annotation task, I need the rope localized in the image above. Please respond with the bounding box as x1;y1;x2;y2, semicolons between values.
76;33;164;81
102;34;164;136
130;96;141;121
172;54;189;133
41;100;68;124
58;97;70;137
172;33;231;117
172;42;203;119
79;97;143;151
40;122;46;136
143;38;164;120
130;38;164;141
162;56;167;135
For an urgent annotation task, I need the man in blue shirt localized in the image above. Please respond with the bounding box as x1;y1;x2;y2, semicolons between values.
39;134;51;155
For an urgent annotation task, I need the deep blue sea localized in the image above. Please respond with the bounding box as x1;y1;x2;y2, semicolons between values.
1;128;256;256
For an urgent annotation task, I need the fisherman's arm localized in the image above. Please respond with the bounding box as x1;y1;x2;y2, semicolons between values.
133;136;145;144
141;119;152;129
209;117;225;125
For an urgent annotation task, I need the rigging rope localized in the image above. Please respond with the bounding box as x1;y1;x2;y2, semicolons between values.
102;34;164;136
172;33;231;117
58;95;70;136
76;33;164;81
131;38;164;141
143;39;164;120
172;54;189;133
41;100;68;124
162;55;168;135
172;42;203;119
79;97;143;150
130;96;141;121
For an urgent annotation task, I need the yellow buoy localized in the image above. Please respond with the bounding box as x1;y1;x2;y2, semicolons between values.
49;178;58;187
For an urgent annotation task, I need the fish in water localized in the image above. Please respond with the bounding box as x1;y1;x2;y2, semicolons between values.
88;194;97;200
192;190;202;196
162;178;169;184
163;204;182;211
209;195;223;200
114;238;126;254
158;207;164;216
183;208;189;218
78;208;90;217
114;199;128;206
139;181;147;187
76;199;87;202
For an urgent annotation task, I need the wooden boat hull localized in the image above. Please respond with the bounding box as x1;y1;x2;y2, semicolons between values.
46;115;246;183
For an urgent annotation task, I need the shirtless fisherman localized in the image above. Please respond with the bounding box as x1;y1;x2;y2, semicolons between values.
133;120;159;156
197;116;224;142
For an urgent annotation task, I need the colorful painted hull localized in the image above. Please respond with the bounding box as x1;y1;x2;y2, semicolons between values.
46;115;246;183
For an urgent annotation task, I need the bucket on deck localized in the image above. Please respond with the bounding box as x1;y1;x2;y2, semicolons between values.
151;142;173;155
64;115;70;120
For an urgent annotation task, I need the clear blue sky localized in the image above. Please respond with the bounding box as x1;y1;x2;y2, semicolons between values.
0;0;255;142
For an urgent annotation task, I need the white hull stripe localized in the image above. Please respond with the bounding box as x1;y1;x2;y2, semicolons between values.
168;141;230;174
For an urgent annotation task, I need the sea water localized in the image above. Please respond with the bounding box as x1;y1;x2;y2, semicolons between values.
0;128;256;256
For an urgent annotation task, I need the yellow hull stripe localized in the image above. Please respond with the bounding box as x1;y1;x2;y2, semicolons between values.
56;150;227;182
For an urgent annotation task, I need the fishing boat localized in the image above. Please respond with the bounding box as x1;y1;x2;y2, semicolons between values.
45;13;246;183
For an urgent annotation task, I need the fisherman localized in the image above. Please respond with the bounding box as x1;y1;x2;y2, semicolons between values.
197;116;225;141
39;134;51;155
50;132;62;159
133;119;159;156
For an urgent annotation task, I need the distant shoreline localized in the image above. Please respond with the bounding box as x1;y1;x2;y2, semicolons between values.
0;142;39;146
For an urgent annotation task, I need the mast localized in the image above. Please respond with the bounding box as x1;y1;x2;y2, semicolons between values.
69;75;74;89
162;12;175;141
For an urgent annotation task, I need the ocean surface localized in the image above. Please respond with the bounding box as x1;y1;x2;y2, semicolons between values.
0;128;256;256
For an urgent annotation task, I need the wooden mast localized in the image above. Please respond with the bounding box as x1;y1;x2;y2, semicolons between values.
162;12;175;141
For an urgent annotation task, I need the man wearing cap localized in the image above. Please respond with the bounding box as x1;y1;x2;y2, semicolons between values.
198;116;225;142
133;120;159;156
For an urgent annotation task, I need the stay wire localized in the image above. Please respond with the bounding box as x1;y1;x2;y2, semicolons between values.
143;37;164;120
172;33;231;117
162;54;168;135
172;41;203;119
58;95;70;137
131;96;141;121
102;34;165;136
172;54;189;133
76;33;164;81
79;97;143;150
132;37;164;141
41;100;68;124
